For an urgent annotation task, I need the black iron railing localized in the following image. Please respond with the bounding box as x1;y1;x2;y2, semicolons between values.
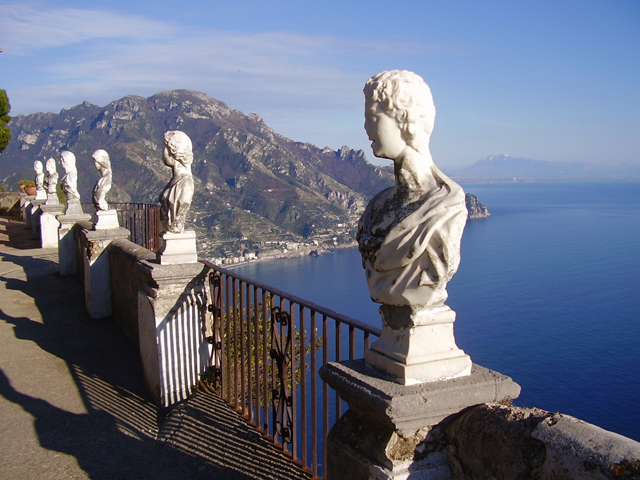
112;203;161;252
82;202;162;252
199;260;380;479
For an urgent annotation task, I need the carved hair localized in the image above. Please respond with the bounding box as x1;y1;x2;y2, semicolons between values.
93;149;111;170
61;151;76;170
164;131;193;166
33;160;43;172
45;158;57;172
364;70;436;152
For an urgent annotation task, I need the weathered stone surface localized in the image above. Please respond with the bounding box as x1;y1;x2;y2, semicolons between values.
327;409;451;479
445;403;640;480
320;359;520;437
80;225;130;318
107;238;156;343
0;192;21;216
532;413;640;479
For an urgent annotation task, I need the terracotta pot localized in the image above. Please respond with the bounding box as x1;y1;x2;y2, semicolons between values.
24;186;37;196
18;184;26;193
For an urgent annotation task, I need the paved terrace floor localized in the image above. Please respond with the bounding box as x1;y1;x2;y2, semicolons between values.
0;216;308;480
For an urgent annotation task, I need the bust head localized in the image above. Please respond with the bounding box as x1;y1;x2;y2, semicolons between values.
33;160;43;173
60;151;76;172
364;70;435;156
92;149;111;173
163;131;193;168
45;158;57;175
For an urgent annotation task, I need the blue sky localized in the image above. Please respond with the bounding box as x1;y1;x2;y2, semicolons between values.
1;0;639;168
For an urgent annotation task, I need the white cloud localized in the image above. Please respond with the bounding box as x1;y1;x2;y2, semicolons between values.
0;4;174;53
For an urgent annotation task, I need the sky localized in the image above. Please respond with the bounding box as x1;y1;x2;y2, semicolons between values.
0;0;639;169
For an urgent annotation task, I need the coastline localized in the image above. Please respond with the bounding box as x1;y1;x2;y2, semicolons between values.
214;241;358;270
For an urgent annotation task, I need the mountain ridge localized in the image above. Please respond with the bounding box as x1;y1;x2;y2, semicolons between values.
1;89;395;257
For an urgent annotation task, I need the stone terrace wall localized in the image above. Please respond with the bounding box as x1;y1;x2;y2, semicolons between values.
446;403;640;479
0;192;21;216
108;238;156;343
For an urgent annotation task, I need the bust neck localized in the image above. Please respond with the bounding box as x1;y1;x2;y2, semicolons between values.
394;149;437;200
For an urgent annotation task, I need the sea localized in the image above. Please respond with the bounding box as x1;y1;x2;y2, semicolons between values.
235;181;640;441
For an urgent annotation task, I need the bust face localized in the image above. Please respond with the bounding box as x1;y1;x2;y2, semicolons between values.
34;161;43;173
364;100;406;161
45;160;56;174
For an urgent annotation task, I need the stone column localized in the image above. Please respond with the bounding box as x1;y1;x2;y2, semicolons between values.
136;260;209;407
320;360;520;479
81;225;130;319
58;212;92;276
39;203;65;248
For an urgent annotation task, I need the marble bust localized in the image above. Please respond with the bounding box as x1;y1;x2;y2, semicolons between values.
43;158;59;195
357;70;467;309
92;149;112;211
358;71;471;384
60;151;80;201
33;160;46;200
159;131;194;234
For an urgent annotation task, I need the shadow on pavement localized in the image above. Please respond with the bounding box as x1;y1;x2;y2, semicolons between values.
0;249;308;479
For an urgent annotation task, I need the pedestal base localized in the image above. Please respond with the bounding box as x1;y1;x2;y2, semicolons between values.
320;359;521;479
156;231;198;265
365;305;472;385
64;198;84;215
94;209;120;230
44;193;59;205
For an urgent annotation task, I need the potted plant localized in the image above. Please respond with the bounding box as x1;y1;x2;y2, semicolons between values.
17;179;36;196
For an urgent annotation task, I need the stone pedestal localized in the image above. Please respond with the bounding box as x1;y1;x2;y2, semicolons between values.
365;305;471;385
136;260;209;406
45;193;59;205
64;198;84;216
39;204;65;248
81;226;130;319
28;199;46;239
156;230;198;265
94;209;120;230
320;359;521;480
58;213;92;276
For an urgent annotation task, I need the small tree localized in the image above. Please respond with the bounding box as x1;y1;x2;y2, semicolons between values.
0;89;11;153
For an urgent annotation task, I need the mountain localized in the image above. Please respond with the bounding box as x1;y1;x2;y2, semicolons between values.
0;90;394;257
450;154;640;181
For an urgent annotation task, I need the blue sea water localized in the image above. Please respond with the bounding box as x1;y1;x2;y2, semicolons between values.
235;181;640;441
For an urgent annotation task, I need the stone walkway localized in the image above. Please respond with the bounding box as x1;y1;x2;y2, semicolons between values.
0;215;308;480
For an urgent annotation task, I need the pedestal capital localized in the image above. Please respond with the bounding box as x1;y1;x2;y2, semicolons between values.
320;359;520;436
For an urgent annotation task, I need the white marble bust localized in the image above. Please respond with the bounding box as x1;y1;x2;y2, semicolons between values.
357;70;467;308
92;149;112;212
159;131;194;234
43;158;59;195
33;161;45;191
60;151;80;201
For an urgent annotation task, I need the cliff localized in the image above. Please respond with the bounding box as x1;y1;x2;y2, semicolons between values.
465;193;491;219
